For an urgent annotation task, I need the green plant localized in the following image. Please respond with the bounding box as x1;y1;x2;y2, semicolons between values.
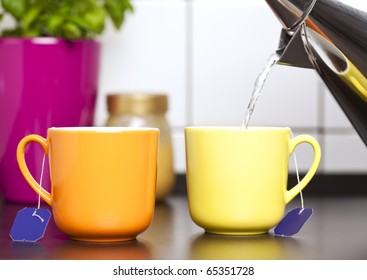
0;0;133;39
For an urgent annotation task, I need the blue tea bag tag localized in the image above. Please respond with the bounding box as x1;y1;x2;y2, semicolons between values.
274;207;313;237
10;208;51;242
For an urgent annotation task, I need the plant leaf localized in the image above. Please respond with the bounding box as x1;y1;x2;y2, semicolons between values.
22;28;41;37
61;21;82;40
22;6;41;30
0;0;133;39
45;15;65;34
104;0;132;29
84;6;105;34
68;15;89;31
2;0;27;20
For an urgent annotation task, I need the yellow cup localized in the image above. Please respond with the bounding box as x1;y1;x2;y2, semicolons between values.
185;126;321;235
17;127;159;242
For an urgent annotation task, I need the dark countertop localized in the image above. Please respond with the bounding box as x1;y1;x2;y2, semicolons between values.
1;195;367;260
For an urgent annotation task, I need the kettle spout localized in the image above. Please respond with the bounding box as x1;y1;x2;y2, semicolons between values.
266;0;317;68
276;28;314;69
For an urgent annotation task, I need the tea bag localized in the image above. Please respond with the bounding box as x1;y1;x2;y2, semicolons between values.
10;155;51;242
274;143;313;237
10;208;51;242
274;208;313;237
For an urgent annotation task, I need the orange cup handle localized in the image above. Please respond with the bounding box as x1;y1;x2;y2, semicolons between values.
16;134;52;206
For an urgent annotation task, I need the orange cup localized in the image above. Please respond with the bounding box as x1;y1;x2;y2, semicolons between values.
17;127;159;242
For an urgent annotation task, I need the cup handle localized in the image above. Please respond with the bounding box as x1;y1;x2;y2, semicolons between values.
285;134;321;204
16;134;52;206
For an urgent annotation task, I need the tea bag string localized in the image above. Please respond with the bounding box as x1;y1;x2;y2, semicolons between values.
37;154;46;209
32;154;46;222
293;151;304;209
291;131;304;210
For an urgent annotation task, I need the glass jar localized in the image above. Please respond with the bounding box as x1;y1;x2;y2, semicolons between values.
106;93;176;201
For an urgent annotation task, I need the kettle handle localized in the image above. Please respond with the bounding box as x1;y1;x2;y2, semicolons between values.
285;134;321;204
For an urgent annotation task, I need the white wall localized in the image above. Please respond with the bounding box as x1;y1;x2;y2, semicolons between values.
97;0;367;175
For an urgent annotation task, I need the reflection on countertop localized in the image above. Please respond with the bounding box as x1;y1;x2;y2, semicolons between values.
189;233;301;260
1;195;367;260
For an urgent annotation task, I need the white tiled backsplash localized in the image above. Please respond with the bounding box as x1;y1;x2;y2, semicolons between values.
95;0;367;174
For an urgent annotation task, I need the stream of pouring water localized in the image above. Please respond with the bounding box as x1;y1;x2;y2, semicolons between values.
242;51;304;208
242;52;280;129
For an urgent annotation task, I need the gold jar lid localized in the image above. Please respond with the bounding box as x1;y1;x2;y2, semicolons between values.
107;93;168;115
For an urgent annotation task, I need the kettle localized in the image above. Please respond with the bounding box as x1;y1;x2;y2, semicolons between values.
265;0;367;146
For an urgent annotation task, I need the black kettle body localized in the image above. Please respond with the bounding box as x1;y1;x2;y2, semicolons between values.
266;0;367;146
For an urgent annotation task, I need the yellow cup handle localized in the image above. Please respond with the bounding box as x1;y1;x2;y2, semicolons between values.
17;134;52;206
285;134;321;204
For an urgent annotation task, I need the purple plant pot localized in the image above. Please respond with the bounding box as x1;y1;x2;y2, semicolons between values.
0;38;100;203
